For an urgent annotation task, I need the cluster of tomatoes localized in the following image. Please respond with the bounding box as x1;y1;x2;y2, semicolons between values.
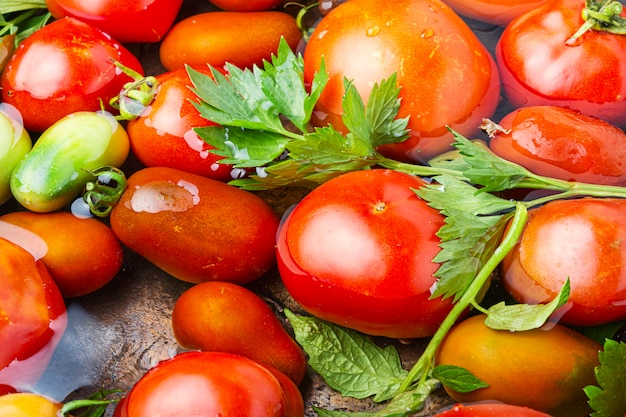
1;0;626;416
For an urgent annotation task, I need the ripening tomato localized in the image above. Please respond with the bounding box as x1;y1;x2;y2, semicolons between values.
303;0;501;163
432;403;552;417
277;169;457;339
0;393;62;417
495;0;626;128
126;68;236;182
435;314;601;417
208;0;285;11
112;351;304;417
45;0;184;43
0;17;144;132
440;0;550;25
488;105;626;186
159;11;302;71
501;198;626;326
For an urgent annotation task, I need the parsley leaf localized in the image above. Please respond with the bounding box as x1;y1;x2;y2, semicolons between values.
585;339;626;417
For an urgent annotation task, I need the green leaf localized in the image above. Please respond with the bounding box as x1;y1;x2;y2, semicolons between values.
485;278;571;331
372;379;441;417
364;73;410;147
314;408;375;417
585;339;626;417
285;310;408;402
341;78;371;145
433;365;489;393
0;0;46;14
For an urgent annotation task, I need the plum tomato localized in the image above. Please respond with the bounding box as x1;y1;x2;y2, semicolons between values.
0;104;31;206
207;0;286;11
302;0;501;164
112;351;304;417
431;403;552;417
0;393;62;417
501;198;626;326
172;281;307;384
126;68;237;182
0;17;144;132
488;105;626;186
110;167;280;285
439;0;550;25
435;314;601;417
276;169;456;339
159;11;302;71
495;0;626;129
0;211;124;298
45;0;184;43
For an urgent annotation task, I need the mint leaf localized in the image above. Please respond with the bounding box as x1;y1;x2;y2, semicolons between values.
433;365;488;393
372;379;440;417
585;339;626;417
285;310;408;402
485;279;570;331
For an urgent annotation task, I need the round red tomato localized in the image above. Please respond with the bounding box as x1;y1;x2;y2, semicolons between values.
432;403;552;417
440;0;550;25
0;17;144;132
501;198;626;326
488;105;626;186
277;169;456;339
208;0;285;11
495;0;626;128
45;0;183;43
112;351;304;417
303;0;501;163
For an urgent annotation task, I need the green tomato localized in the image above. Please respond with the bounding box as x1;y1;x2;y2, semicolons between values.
0;104;32;205
11;111;130;213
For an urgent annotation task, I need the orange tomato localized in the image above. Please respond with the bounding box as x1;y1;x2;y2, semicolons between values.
441;0;550;25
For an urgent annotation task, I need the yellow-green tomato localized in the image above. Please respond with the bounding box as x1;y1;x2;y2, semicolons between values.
0;104;32;205
0;393;61;417
11;111;130;213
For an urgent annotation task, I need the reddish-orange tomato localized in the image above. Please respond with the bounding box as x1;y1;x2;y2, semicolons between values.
0;211;124;298
440;0;550;25
208;0;285;11
159;11;302;71
303;0;501;163
432;403;552;417
110;167;280;285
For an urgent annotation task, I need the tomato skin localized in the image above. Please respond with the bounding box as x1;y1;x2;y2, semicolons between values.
112;351;304;417
126;68;236;182
159;11;302;71
501;198;626;326
432;403;552;417
0;104;31;206
303;0;501;163
495;0;626;128
110;167;280;285
0;17;144;132
489;105;626;186
45;0;183;43
435;314;601;417
277;169;456;339
0;393;62;417
208;0;285;11
440;0;549;25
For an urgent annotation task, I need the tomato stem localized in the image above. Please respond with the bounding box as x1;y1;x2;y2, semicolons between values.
82;166;128;217
566;0;626;45
109;60;159;121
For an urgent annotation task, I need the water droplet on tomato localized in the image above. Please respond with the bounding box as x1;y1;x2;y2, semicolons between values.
421;28;434;39
366;26;380;37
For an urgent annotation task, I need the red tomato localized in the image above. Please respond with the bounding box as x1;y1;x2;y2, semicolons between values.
0;17;144;132
501;198;626;326
44;0;183;43
488;105;626;186
303;0;501;163
126;68;237;182
432;403;552;417
440;0;550;25
277;169;456;339
208;0;285;11
495;0;626;128
112;351;304;417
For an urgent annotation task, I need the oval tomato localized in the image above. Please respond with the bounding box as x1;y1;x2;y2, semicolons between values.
432;403;552;417
126;68;237;182
501;198;626;326
0;17;144;132
0;104;31;206
495;0;626;128
207;0;285;11
277;169;455;339
440;0;550;25
45;0;183;43
159;11;302;71
303;0;501;163
112;351;304;417
488;105;626;186
110;167;279;285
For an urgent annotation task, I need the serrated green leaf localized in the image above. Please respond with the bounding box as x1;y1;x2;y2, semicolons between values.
286;310;408;402
433;365;489;393
372;379;441;417
585;339;626;417
314;408;375;417
365;74;410;147
290;126;375;164
341;78;370;144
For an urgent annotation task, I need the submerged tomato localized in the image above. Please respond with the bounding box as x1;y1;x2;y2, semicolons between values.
440;0;549;25
277;169;455;339
303;0;501;163
208;0;285;11
432;403;552;417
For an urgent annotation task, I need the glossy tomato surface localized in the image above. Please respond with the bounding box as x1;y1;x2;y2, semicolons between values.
432;403;552;417
502;198;626;326
303;0;501;163
0;393;62;417
441;0;549;25
0;17;144;132
208;0;285;11
277;169;456;339
496;0;626;128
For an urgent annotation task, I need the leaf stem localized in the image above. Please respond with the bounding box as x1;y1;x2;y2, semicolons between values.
376;156;467;180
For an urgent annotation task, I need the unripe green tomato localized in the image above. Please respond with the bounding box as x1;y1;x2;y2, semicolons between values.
0;104;32;205
11;111;129;213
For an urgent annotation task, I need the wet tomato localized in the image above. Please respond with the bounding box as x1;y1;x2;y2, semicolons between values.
432;403;552;417
488;105;626;186
208;0;286;11
303;0;501;163
110;167;279;285
0;393;62;417
159;11;302;71
440;0;550;25
277;169;455;339
112;351;304;417
501;198;626;326
0;17;144;132
0;103;31;206
435;314;601;417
